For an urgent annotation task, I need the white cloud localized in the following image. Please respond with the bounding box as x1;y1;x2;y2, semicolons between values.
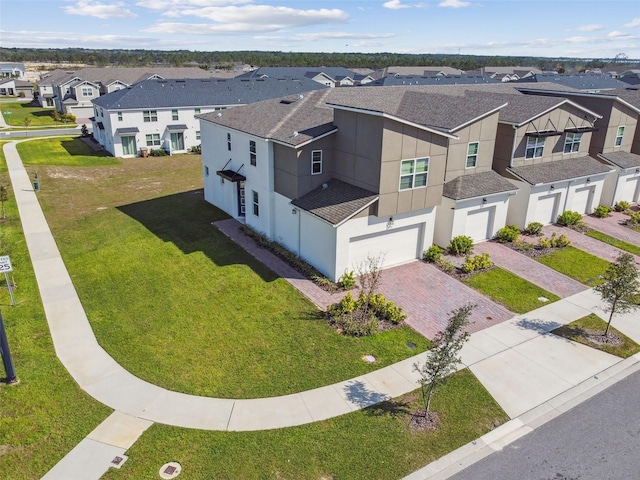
624;18;640;28
438;0;471;8
608;30;630;38
383;0;410;10
577;24;603;32
63;1;137;19
1;29;154;48
255;32;395;42
135;0;251;8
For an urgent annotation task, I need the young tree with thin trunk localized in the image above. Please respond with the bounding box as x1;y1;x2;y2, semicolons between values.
414;303;473;415
595;253;640;336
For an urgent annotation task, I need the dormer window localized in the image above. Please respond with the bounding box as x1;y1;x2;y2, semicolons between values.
525;137;545;159
615;126;625;147
563;132;582;153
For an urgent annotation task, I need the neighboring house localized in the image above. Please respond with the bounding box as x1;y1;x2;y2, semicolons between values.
473;66;543;82
368;74;499;87
91;77;327;158
0;78;33;98
619;70;640;86
517;86;640;206
200;86;516;281
0;62;26;79
379;66;466;77
513;73;629;92
487;92;612;228
38;67;223;118
237;67;374;87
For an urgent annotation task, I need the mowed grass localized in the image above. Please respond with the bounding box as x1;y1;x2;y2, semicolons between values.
464;267;560;313
0;167;111;479
585;229;640;256
1;101;63;127
101;369;507;480
552;313;640;359
536;246;610;286
17;136;119;166
32;143;429;398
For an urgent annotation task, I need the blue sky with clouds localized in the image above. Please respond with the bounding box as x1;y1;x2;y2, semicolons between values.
1;0;639;59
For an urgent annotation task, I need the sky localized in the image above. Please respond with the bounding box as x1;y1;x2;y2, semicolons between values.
1;0;639;59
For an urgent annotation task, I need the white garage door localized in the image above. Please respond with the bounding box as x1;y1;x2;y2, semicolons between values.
349;225;421;271
465;207;494;242
534;193;560;225
620;176;640;203
572;186;594;214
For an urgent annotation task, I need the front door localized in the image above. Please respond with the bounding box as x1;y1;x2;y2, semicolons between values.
170;132;184;151
122;136;136;156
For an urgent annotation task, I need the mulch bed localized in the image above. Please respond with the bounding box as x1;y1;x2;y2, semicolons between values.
408;410;441;432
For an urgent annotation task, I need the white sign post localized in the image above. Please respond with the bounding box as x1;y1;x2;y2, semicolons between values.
0;256;15;306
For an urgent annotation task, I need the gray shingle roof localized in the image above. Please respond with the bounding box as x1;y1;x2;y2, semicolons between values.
92;77;327;110
443;170;518;200
514;73;628;91
199;89;335;147
598;151;640;169
508;156;612;185
291;178;378;226
326;87;507;133
238;66;364;82
114;127;139;135
462;91;569;125
370;75;499;86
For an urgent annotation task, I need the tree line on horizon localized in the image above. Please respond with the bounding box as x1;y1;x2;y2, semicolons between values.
0;47;620;73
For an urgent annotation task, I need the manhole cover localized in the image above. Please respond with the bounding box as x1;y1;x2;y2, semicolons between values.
406;342;416;350
363;354;376;363
538;296;549;302
159;462;182;479
110;455;128;469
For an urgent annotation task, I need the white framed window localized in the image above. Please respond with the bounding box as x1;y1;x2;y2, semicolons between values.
143;110;157;122
525;137;545;159
227;133;231;151
311;150;322;175
145;133;161;146
117;111;122;121
194;108;201;115
81;87;93;97
172;109;179;121
615;126;625;147
399;157;429;190
249;140;256;166
252;190;259;216
466;142;479;168
563;132;582;153
196;130;201;140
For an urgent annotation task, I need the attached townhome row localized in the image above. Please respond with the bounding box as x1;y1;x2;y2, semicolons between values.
199;83;640;282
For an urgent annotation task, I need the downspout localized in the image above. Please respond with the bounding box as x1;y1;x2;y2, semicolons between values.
511;125;518;168
562;179;573;213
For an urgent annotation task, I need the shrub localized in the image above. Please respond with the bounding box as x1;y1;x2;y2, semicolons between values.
336;311;379;337
557;210;583;227
190;145;202;153
328;292;357;316
423;245;443;263
512;239;534;251
368;293;407;324
436;258;456;274
150;148;167;157
339;271;356;290
551;233;571;248
496;225;520;243
626;211;640;227
524;222;544;236
537;236;552;249
447;235;473;256
593;205;612;218
614;201;631;212
461;253;493;273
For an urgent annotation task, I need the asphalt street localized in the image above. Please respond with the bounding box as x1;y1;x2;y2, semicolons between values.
450;370;640;480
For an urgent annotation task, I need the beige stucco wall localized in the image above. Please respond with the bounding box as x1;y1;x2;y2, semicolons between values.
600;103;637;155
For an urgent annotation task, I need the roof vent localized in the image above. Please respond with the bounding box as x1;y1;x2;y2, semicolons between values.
322;183;328;189
292;131;298;137
216;112;222;117
298;94;304;100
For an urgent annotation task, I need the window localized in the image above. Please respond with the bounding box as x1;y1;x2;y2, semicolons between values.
399;158;429;190
145;133;161;146
466;142;479;168
525;137;545;159
249;140;257;166
194;108;201;115
196;130;201;140
252;190;259;216
615;126;625;147
563;132;582;153
81;87;92;97
172;109;179;121
143;110;157;122
227;133;231;151
311;150;322;175
117;111;122;121
204;166;209;177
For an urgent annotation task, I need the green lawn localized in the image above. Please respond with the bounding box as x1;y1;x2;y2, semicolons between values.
17;136;119;166
536;246;610;286
585;230;640;256
464;267;560;313
552;313;640;358
0;167;111;479
101;369;507;480
1;101;62;127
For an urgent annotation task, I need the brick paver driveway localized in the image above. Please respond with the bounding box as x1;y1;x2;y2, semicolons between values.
473;241;586;298
378;261;513;339
581;211;640;246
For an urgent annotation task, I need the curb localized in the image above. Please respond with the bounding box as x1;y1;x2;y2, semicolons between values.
403;353;640;479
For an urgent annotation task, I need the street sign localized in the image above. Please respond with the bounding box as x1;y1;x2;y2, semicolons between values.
0;256;12;273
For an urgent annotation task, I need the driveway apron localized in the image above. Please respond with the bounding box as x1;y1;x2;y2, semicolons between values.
581;212;640;246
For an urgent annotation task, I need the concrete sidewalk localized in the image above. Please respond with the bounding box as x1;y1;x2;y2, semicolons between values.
4;139;640;479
